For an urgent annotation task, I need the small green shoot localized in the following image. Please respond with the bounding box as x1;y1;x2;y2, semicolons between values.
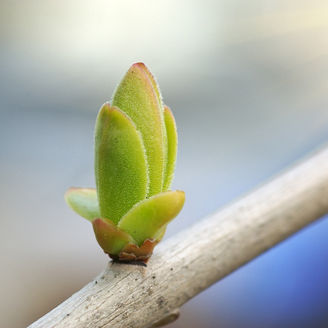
65;63;185;262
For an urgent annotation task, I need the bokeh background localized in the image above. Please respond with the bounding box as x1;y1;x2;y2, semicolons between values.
1;1;328;327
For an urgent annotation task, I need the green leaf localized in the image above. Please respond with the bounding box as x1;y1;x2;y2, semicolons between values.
163;106;178;191
112;63;166;196
138;63;168;182
137;62;163;107
92;218;135;255
118;190;185;245
95;103;149;225
64;187;99;221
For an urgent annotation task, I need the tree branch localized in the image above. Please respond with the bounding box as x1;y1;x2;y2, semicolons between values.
29;147;328;328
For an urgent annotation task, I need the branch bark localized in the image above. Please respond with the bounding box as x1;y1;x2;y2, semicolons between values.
29;147;328;328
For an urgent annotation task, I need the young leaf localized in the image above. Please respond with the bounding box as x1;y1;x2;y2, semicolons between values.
118;190;185;245
135;63;168;185
64;187;99;221
92;218;135;255
112;63;166;196
95;103;148;224
163;106;178;191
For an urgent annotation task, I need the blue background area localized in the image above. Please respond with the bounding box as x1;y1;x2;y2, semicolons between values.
1;1;328;327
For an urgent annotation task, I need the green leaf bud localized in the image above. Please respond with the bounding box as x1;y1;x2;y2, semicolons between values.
65;63;184;263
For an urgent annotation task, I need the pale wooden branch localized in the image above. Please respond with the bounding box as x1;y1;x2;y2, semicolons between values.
29;147;328;328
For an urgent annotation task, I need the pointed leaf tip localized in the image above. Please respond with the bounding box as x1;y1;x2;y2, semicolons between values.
132;62;162;103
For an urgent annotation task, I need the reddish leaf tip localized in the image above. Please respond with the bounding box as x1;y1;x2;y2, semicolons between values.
132;62;146;68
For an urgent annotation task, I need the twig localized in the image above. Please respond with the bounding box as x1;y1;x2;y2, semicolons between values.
28;147;328;328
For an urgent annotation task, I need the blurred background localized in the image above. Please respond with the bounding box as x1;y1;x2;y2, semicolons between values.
1;1;328;327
